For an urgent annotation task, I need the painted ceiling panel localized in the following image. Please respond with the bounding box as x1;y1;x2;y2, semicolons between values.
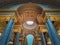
0;4;60;10
0;0;60;8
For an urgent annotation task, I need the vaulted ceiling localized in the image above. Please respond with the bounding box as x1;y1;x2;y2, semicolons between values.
0;0;60;8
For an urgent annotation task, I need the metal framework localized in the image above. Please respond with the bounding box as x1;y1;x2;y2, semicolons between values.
14;32;20;45
40;32;46;45
46;18;60;45
0;18;14;45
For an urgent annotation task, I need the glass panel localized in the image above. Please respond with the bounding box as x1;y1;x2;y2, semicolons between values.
26;34;34;45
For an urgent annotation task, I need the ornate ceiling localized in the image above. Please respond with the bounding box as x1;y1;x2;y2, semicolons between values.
0;0;60;8
0;3;60;45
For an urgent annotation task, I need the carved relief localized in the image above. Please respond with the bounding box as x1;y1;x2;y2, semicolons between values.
17;3;47;36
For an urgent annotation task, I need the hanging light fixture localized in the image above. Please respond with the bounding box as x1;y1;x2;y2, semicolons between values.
23;21;37;30
26;21;34;25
